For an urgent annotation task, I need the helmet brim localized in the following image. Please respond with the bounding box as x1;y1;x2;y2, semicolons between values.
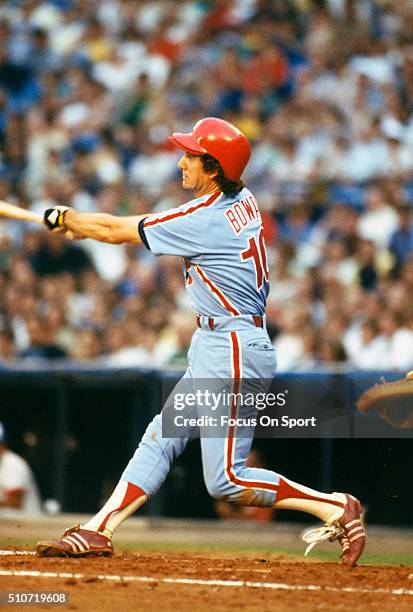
168;133;207;155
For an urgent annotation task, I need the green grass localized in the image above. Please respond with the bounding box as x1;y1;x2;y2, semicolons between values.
2;538;412;567
114;539;413;565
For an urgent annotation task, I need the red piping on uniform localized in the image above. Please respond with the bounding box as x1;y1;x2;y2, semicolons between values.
184;258;193;285
225;332;278;492
98;482;146;532
275;478;345;508
225;335;345;507
144;192;220;228
195;266;241;316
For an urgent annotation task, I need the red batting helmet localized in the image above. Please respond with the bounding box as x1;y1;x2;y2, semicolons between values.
169;117;251;181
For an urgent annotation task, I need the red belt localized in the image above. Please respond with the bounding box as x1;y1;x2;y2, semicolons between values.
196;315;263;330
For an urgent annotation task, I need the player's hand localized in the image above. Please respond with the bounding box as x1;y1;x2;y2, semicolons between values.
43;206;71;231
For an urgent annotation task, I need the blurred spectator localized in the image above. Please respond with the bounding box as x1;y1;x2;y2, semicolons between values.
319;339;347;365
70;328;103;361
29;233;93;277
0;46;39;114
279;204;314;245
349;319;388;370
29;28;61;74
0;421;42;516
357;185;399;249
19;314;67;360
272;307;308;372
164;311;197;367
122;72;152;127
389;204;413;268
379;310;413;370
0;328;15;362
320;239;358;287
355;239;379;291
104;320;160;367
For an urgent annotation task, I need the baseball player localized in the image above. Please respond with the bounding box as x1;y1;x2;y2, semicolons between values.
35;118;365;566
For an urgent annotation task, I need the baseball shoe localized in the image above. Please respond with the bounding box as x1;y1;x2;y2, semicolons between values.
336;493;366;567
302;493;366;567
36;524;113;557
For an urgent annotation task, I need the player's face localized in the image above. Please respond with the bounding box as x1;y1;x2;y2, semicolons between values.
178;153;218;196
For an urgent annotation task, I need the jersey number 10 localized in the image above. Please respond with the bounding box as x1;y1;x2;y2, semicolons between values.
241;227;269;290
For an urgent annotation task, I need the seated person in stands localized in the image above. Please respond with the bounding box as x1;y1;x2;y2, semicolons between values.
0;421;42;515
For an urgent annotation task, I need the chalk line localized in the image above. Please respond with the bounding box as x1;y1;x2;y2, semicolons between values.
0;569;412;596
0;550;36;556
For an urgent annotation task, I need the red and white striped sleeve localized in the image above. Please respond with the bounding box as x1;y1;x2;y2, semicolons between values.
138;192;221;257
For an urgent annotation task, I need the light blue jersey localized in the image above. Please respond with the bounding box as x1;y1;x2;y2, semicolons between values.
139;188;269;317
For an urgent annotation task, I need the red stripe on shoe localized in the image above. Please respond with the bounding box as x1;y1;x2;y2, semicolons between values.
195;266;241;316
144;192;221;228
224;332;278;493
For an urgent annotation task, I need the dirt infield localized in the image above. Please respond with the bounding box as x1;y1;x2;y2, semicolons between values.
1;549;412;611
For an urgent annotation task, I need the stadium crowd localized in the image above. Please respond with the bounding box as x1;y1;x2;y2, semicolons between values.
0;0;413;370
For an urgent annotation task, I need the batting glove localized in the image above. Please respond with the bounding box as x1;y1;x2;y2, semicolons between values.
44;206;71;231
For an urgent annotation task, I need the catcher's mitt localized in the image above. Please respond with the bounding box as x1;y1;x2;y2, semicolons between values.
357;371;413;429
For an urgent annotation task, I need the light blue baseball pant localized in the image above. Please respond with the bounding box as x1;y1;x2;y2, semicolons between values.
122;316;280;508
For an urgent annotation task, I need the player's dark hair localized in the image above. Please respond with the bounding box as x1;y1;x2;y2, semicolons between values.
201;154;244;197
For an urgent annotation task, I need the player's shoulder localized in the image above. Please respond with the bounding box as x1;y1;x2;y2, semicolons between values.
178;191;223;214
145;192;222;228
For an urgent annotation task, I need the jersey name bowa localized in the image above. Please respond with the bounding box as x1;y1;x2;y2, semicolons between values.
225;195;260;236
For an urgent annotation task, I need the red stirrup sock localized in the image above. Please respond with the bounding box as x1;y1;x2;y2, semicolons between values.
82;481;147;538
274;476;346;523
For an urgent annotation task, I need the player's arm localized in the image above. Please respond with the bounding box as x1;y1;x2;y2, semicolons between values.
44;207;147;245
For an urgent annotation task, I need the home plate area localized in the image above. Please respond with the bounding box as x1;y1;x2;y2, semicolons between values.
0;550;412;612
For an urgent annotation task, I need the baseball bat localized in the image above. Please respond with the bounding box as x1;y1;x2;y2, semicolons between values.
0;200;43;224
0;200;76;239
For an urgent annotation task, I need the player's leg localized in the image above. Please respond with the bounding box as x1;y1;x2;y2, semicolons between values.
197;329;279;506
201;406;347;523
37;372;197;557
197;328;365;566
82;375;199;539
81;413;184;538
